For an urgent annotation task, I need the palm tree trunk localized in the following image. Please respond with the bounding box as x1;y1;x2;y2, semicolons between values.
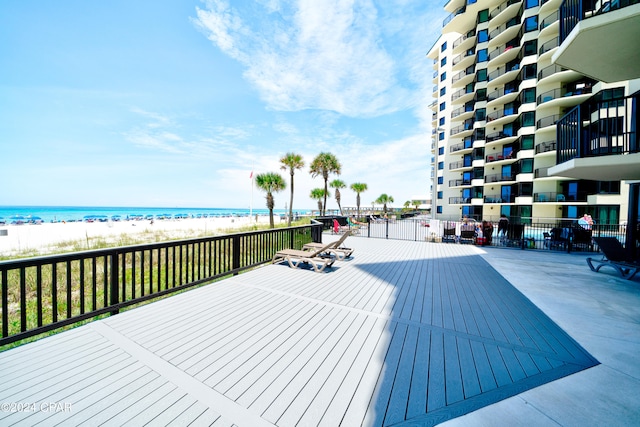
323;179;328;216
356;194;361;219
336;189;342;215
267;193;275;228
288;173;294;226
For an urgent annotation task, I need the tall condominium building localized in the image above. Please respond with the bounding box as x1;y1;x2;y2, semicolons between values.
428;0;639;229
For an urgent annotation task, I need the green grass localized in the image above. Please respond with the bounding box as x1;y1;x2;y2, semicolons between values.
0;218;313;352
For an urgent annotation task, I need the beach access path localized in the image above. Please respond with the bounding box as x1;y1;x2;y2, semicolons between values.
0;236;639;426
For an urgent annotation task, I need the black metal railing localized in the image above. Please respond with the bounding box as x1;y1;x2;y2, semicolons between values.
365;218;627;253
557;91;640;164
560;0;639;43
0;223;319;346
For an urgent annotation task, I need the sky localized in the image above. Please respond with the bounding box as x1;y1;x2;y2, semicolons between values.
1;0;447;211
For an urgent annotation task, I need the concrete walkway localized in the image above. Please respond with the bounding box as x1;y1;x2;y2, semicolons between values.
442;246;640;426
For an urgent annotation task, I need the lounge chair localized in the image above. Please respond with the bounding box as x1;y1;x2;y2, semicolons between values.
302;230;354;260
587;237;640;280
272;240;338;273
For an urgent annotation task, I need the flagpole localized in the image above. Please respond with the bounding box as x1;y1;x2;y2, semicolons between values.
249;167;254;222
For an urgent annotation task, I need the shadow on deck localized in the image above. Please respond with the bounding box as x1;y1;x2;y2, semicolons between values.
0;237;599;426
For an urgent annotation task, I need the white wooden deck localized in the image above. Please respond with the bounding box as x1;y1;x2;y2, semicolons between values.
0;236;598;426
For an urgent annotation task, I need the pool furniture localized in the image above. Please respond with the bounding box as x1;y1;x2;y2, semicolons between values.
587;237;639;280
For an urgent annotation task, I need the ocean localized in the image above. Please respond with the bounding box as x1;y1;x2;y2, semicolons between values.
0;206;309;224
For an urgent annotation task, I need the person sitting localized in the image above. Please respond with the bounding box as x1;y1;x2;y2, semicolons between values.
497;214;509;242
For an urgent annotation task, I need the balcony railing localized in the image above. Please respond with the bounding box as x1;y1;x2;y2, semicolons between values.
487;106;518;122
0;224;320;346
449;179;472;186
537;114;561;129
537;85;593;104
536;140;557;154
540;10;559;30
449;197;471;204
485;173;517;183
534;192;588;202
489;15;522;40
490;0;522;19
449;160;473;170
560;0;640;43
450;139;474;152
538;63;565;80
539;37;559;55
557;91;640;164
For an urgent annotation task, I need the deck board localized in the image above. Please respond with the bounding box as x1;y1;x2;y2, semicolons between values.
0;236;599;426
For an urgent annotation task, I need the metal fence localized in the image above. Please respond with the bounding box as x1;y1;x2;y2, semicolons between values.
0;223;320;347
354;217;626;252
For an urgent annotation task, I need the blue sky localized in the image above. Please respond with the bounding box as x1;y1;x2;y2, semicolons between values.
1;0;446;210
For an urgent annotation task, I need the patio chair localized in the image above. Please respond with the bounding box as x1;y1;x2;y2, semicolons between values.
459;228;476;244
272;241;338;273
302;230;354;260
443;224;457;243
587;237;640;280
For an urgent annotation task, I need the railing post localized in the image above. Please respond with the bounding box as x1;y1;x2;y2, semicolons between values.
109;251;119;315
232;235;241;275
385;218;389;239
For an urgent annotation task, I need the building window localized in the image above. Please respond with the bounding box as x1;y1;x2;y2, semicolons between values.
520;159;534;173
438;132;445;141
439;102;446;111
438;146;444;155
476;48;488;63
437;191;443;199
477;29;489;43
522;63;537;80
438;161;444;170
477;9;489;23
525;0;539;8
520;111;535;127
521;88;536;104
475;88;487;101
524;16;538;32
476;68;488;82
523;40;537;56
441;57;447;67
440;72;447;82
439;117;445;126
438;176;444;185
441;41;447;52
437;206;443;214
440;87;446;96
520;135;535;150
475;108;486;121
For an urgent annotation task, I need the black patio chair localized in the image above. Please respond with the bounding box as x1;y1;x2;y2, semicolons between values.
587;237;639;280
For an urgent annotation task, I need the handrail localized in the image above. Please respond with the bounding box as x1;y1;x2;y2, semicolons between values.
0;223;319;346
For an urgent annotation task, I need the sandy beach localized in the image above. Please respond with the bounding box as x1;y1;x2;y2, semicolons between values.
0;215;283;257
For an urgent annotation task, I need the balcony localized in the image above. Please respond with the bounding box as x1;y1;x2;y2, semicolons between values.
536;84;593;106
534;192;585;202
540;10;559;31
551;91;640;180
487;106;519;126
485;173;517;183
554;0;640;82
449;178;472;187
539;37;559;57
535;140;557;154
489;0;522;26
488;62;520;84
536;114;561;130
451;104;475;120
489;16;522;47
449;196;471;204
449;160;473;170
450;138;474;153
452;30;477;54
486;150;517;163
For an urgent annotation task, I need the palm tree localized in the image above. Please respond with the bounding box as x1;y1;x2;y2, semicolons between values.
309;152;341;216
330;179;346;216
350;182;368;219
403;200;411;211
310;188;329;215
376;193;394;214
255;172;286;228
279;152;304;226
412;200;421;211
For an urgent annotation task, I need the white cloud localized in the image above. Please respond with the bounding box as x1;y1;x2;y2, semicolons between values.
193;0;425;117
